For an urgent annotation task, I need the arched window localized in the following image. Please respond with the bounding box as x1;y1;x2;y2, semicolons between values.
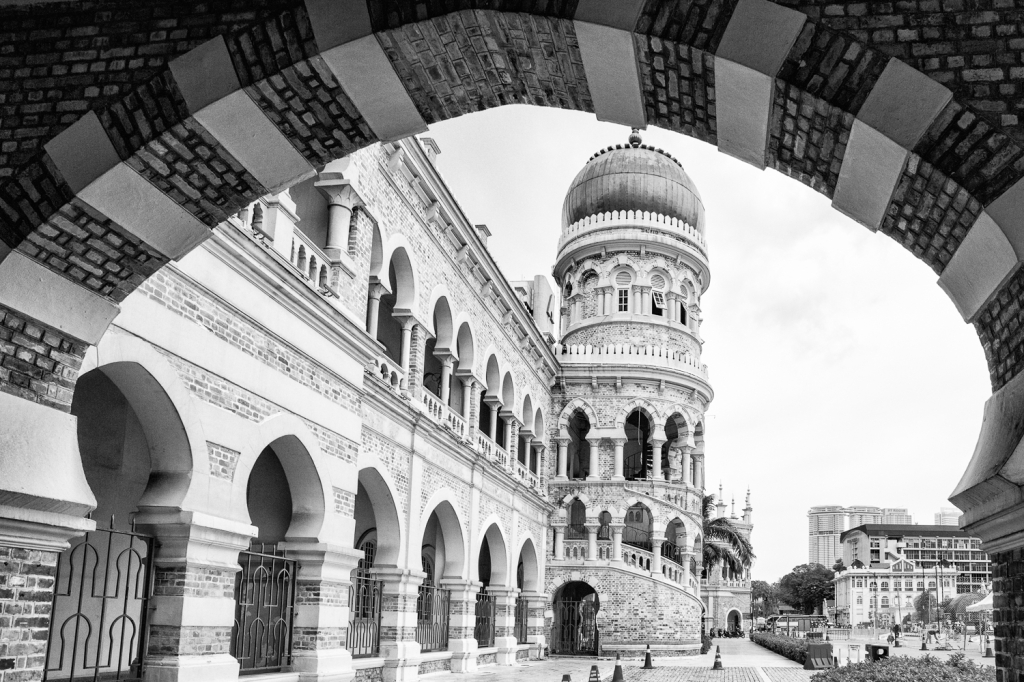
567;499;586;539
881;581;889;591
856;595;863;605
615;271;631;312
650;273;666;316
567;411;590;480
623;409;651;480
917;581;924;590
881;597;889;607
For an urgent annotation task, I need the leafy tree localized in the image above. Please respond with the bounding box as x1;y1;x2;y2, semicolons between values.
832;559;846;573
778;564;835;615
700;495;755;573
751;580;780;618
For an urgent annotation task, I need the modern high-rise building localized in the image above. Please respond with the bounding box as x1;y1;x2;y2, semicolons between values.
882;508;914;524
810;506;913;567
935;507;961;526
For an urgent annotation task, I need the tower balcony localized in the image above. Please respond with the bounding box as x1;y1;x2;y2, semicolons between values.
554;342;708;381
553;538;699;593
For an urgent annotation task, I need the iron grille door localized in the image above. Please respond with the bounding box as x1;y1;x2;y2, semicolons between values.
347;570;383;658
514;596;529;644
231;545;297;674
415;585;450;653
474;592;496;648
44;525;155;682
554;600;597;655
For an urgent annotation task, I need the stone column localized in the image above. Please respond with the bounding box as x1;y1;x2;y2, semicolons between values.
610;524;624;564
633;286;642;313
487;400;500;441
553;527;565;561
314;176;362;261
441;579;481;673
696;455;705;489
612;438;625;481
682;446;692;485
367;283;385;338
586;437;601;481
504;416;516;462
530;440;544;475
555;438;569;480
650;438;665;480
439;356;453;406
666;293;677;322
490;588;519;665
605;289;614;314
641;287;652;315
372;567;424;682
651;534;665;576
399;319;416;388
283;543;365;682
460;377;475;421
134;510;255;682
586;524;599;561
522;592;548;657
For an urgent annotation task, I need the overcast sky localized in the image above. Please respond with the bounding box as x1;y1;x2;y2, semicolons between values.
424;106;991;583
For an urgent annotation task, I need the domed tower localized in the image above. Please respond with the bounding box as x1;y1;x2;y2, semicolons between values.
545;131;714;657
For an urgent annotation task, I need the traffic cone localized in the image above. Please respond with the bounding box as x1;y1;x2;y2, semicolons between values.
712;645;723;670
561;676;571;682
611;654;625;682
984;636;994;658
642;644;654;669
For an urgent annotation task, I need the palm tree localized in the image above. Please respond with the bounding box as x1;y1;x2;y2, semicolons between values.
700;494;754;573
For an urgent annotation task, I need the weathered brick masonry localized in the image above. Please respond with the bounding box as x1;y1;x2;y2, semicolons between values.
0;547;58;682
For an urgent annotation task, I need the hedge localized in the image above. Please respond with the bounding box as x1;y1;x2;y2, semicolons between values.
750;632;808;664
810;653;994;682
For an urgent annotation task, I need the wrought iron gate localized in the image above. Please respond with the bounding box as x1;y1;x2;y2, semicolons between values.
554;599;598;655
514;596;529;643
347;570;383;657
474;592;496;647
231;545;296;673
415;585;450;653
44;524;154;682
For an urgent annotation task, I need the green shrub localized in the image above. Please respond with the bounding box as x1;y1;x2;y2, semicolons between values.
750;632;808;664
810;653;994;682
700;633;712;655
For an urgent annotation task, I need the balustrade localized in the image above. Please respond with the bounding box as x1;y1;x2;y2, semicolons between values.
477;430;509;468
420;387;468;438
369;354;405;394
554;342;709;379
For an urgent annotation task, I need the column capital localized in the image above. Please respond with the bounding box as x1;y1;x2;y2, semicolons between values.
314;176;364;208
368;281;387;300
584;524;601;534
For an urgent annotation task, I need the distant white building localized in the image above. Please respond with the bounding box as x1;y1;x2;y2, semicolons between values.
883;508;913;525
833;524;990;627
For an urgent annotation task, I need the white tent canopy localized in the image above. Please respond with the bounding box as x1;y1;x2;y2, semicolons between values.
967;593;993;612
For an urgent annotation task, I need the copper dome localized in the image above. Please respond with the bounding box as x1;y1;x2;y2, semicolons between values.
562;141;705;233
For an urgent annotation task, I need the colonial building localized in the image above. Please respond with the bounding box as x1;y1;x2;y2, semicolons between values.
833;524;991;627
0;129;751;682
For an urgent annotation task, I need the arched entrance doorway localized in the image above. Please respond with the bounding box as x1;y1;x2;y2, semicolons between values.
552;581;599;656
727;610;742;634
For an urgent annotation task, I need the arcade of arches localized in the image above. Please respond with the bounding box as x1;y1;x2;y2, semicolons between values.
2;0;1024;680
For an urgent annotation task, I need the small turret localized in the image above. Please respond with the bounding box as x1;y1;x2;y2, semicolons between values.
717;484;727;518
743;488;752;524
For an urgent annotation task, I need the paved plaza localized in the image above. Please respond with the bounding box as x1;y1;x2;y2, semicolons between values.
435;636;999;682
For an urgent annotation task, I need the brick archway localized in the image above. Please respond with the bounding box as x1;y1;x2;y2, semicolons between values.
3;1;1024;677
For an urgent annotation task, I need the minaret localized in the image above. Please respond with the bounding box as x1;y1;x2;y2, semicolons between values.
731;496;737;519
743;488;752;524
717;484;727;518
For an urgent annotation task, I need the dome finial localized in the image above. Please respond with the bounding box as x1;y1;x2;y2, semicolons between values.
629;128;642;148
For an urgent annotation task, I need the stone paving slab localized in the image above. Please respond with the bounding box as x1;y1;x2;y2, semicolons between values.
609;669;764;682
761;668;815;682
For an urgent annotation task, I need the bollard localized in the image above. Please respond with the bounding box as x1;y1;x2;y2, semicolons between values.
562;676;572;682
642;644;654;669
611;654;625;682
712;645;723;670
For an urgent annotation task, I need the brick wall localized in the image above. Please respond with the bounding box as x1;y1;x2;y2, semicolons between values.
0;546;59;682
0;305;87;412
